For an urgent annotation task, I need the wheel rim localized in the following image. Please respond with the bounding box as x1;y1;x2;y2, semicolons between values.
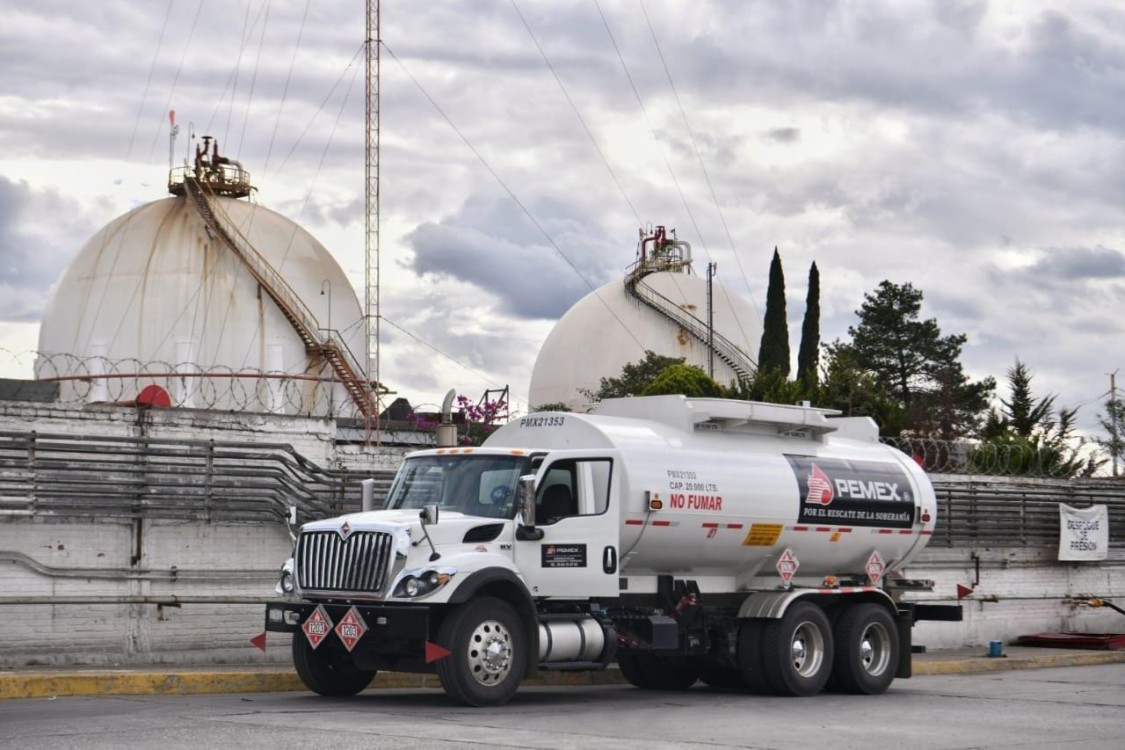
467;618;513;686
859;621;892;676
790;621;825;678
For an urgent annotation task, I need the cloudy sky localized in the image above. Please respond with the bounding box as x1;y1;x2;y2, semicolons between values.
1;0;1122;434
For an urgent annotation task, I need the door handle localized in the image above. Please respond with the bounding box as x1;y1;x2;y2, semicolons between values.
602;545;617;574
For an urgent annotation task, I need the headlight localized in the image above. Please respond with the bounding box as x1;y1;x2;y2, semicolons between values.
392;568;454;598
275;560;296;596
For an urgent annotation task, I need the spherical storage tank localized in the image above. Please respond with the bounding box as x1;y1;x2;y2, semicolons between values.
529;227;763;411
36;164;365;416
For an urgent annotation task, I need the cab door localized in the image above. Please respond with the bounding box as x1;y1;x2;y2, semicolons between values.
514;453;620;599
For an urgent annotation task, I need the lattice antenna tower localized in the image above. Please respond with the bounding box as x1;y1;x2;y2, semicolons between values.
365;0;382;438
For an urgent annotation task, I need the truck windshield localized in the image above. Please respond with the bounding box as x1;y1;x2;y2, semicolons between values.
385;455;526;519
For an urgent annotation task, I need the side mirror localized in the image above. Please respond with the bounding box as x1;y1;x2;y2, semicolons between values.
515;474;543;541
286;505;298;543
419;504;440;561
516;475;537;526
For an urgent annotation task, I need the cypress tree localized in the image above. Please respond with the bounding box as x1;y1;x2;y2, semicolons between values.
757;247;790;377
796;261;820;391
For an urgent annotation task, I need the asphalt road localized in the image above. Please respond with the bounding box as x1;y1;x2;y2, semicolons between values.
2;664;1123;750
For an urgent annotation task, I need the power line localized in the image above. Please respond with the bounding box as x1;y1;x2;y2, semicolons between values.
639;0;761;321
382;316;530;415
511;0;642;226
382;42;647;358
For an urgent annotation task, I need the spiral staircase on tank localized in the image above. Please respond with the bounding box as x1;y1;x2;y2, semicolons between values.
178;172;377;421
624;264;756;384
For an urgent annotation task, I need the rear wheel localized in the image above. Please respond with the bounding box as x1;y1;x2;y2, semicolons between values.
760;602;833;697
292;635;376;697
436;597;526;706
736;619;771;694
832;604;899;695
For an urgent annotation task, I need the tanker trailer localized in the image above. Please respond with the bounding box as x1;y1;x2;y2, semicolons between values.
264;395;960;706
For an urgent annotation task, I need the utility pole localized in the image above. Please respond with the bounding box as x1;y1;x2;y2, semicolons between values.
706;263;717;378
1111;370;1120;477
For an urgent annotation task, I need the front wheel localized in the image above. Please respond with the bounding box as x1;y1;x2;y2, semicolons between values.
436;597;526;706
832;604;899;694
292;635;376;696
760;602;833;697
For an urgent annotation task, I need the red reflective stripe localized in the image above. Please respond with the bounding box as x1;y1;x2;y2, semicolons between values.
793;526;809;531
625;519;644;526
899;530;914;535
815;526;831;532
878;529;894;534
838;528;853;533
652;520;671;527
920;530;934;535
702;522;719;528
726;524;743;529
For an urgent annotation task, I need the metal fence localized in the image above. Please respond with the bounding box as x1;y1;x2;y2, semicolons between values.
929;478;1124;549
0;431;395;524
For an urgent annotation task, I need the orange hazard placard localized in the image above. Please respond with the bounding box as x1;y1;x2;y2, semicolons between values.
743;523;784;547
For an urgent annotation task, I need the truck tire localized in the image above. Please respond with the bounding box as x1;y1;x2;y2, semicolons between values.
617;653;698;690
291;635;376;696
760;602;833;697
436;597;526;706
616;653;652;688
736;620;771;694
831;603;899;695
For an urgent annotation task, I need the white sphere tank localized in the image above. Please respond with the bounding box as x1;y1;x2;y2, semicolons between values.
529;270;762;410
35;195;364;416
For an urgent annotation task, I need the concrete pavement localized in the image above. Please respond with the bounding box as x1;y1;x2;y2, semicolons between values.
3;645;1124;700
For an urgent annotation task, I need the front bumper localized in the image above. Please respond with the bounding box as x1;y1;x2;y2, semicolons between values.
265;600;431;672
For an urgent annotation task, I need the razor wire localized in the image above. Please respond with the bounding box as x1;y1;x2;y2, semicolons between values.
5;348;366;420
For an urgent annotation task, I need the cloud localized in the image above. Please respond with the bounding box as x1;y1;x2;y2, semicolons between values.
404;194;620;320
0;177;94;323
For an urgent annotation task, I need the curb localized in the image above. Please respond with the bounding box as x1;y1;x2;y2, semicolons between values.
3;650;1124;700
912;649;1125;676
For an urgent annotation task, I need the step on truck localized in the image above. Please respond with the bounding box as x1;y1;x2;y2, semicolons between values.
264;395;960;706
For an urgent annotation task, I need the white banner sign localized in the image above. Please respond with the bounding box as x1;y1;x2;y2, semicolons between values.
1058;504;1109;561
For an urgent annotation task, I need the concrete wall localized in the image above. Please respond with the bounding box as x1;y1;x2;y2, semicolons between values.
907;546;1125;649
4;519;1121;668
0;401;412;668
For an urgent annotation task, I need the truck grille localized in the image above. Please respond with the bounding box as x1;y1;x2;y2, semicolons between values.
296;530;395;595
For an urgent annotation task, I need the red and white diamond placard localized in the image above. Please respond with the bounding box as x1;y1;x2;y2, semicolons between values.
776;548;799;585
334;606;368;652
865;550;886;585
302;604;333;649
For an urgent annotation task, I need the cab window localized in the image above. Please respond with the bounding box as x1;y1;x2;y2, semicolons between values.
536;458;612;523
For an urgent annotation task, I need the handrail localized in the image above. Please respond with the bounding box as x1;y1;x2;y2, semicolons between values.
625;271;756;382
182;177;376;418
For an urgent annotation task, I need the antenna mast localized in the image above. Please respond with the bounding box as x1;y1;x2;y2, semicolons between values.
365;0;381;439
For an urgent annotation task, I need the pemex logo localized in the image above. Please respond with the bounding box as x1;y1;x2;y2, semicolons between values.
806;464;834;506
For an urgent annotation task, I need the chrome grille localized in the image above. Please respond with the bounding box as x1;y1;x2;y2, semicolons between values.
296;530;395;594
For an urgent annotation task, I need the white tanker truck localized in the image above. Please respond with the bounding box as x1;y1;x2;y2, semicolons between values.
264;395;960;706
